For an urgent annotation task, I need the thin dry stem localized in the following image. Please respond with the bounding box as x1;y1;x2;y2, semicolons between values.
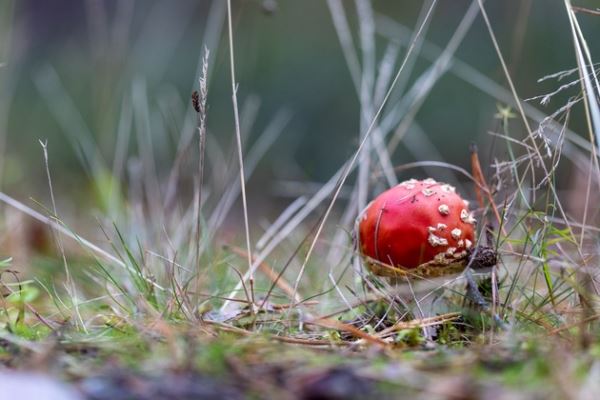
39;140;86;331
194;47;210;302
226;0;254;304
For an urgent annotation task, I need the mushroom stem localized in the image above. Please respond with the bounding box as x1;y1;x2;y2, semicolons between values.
415;295;437;342
388;277;441;342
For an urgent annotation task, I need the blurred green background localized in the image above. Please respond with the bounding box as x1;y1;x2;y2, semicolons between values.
0;0;598;213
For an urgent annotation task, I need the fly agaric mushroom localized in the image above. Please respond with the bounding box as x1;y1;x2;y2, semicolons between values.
356;178;504;336
357;178;477;278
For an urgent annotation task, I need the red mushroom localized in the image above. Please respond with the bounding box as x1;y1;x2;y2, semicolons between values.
357;178;476;278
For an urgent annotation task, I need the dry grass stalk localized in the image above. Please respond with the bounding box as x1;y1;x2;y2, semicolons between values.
192;47;210;305
375;312;461;338
307;316;389;347
226;0;254;304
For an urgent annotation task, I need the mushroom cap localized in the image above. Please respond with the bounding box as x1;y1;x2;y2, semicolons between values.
357;179;475;276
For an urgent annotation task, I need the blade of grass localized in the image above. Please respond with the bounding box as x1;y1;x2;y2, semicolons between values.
0;191;164;291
